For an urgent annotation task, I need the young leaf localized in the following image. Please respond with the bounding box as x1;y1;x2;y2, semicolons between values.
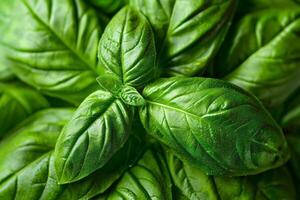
0;82;49;138
131;0;237;77
216;8;300;107
100;148;172;200
139;77;289;176
98;6;157;88
54;89;134;183
119;85;145;107
3;0;105;105
129;0;175;46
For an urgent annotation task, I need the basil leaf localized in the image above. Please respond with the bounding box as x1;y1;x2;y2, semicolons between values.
119;85;145;107
100;148;172;200
167;152;296;200
4;0;105;105
139;77;289;176
131;0;237;77
0;82;49;138
216;8;300;107
98;6;157;88
54;89;134;183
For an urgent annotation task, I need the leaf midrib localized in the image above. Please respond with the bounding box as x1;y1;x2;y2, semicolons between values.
145;99;238;120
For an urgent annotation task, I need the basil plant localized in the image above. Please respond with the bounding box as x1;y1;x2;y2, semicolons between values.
0;0;299;199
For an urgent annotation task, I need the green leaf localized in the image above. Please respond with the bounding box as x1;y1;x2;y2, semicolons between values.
139;77;289;176
100;148;172;200
4;0;105;105
131;0;237;77
0;108;145;200
166;151;296;200
216;8;300;107
98;6;157;88
54;89;134;183
0;82;49;138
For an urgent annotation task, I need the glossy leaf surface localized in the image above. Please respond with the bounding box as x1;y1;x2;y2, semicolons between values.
54;89;134;183
140;77;289;176
98;6;157;88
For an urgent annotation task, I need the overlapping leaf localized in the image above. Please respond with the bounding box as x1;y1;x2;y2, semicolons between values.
140;77;289;176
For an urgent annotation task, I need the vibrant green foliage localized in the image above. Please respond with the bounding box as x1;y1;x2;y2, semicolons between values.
54;89;134;183
139;77;289;176
0;0;299;199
